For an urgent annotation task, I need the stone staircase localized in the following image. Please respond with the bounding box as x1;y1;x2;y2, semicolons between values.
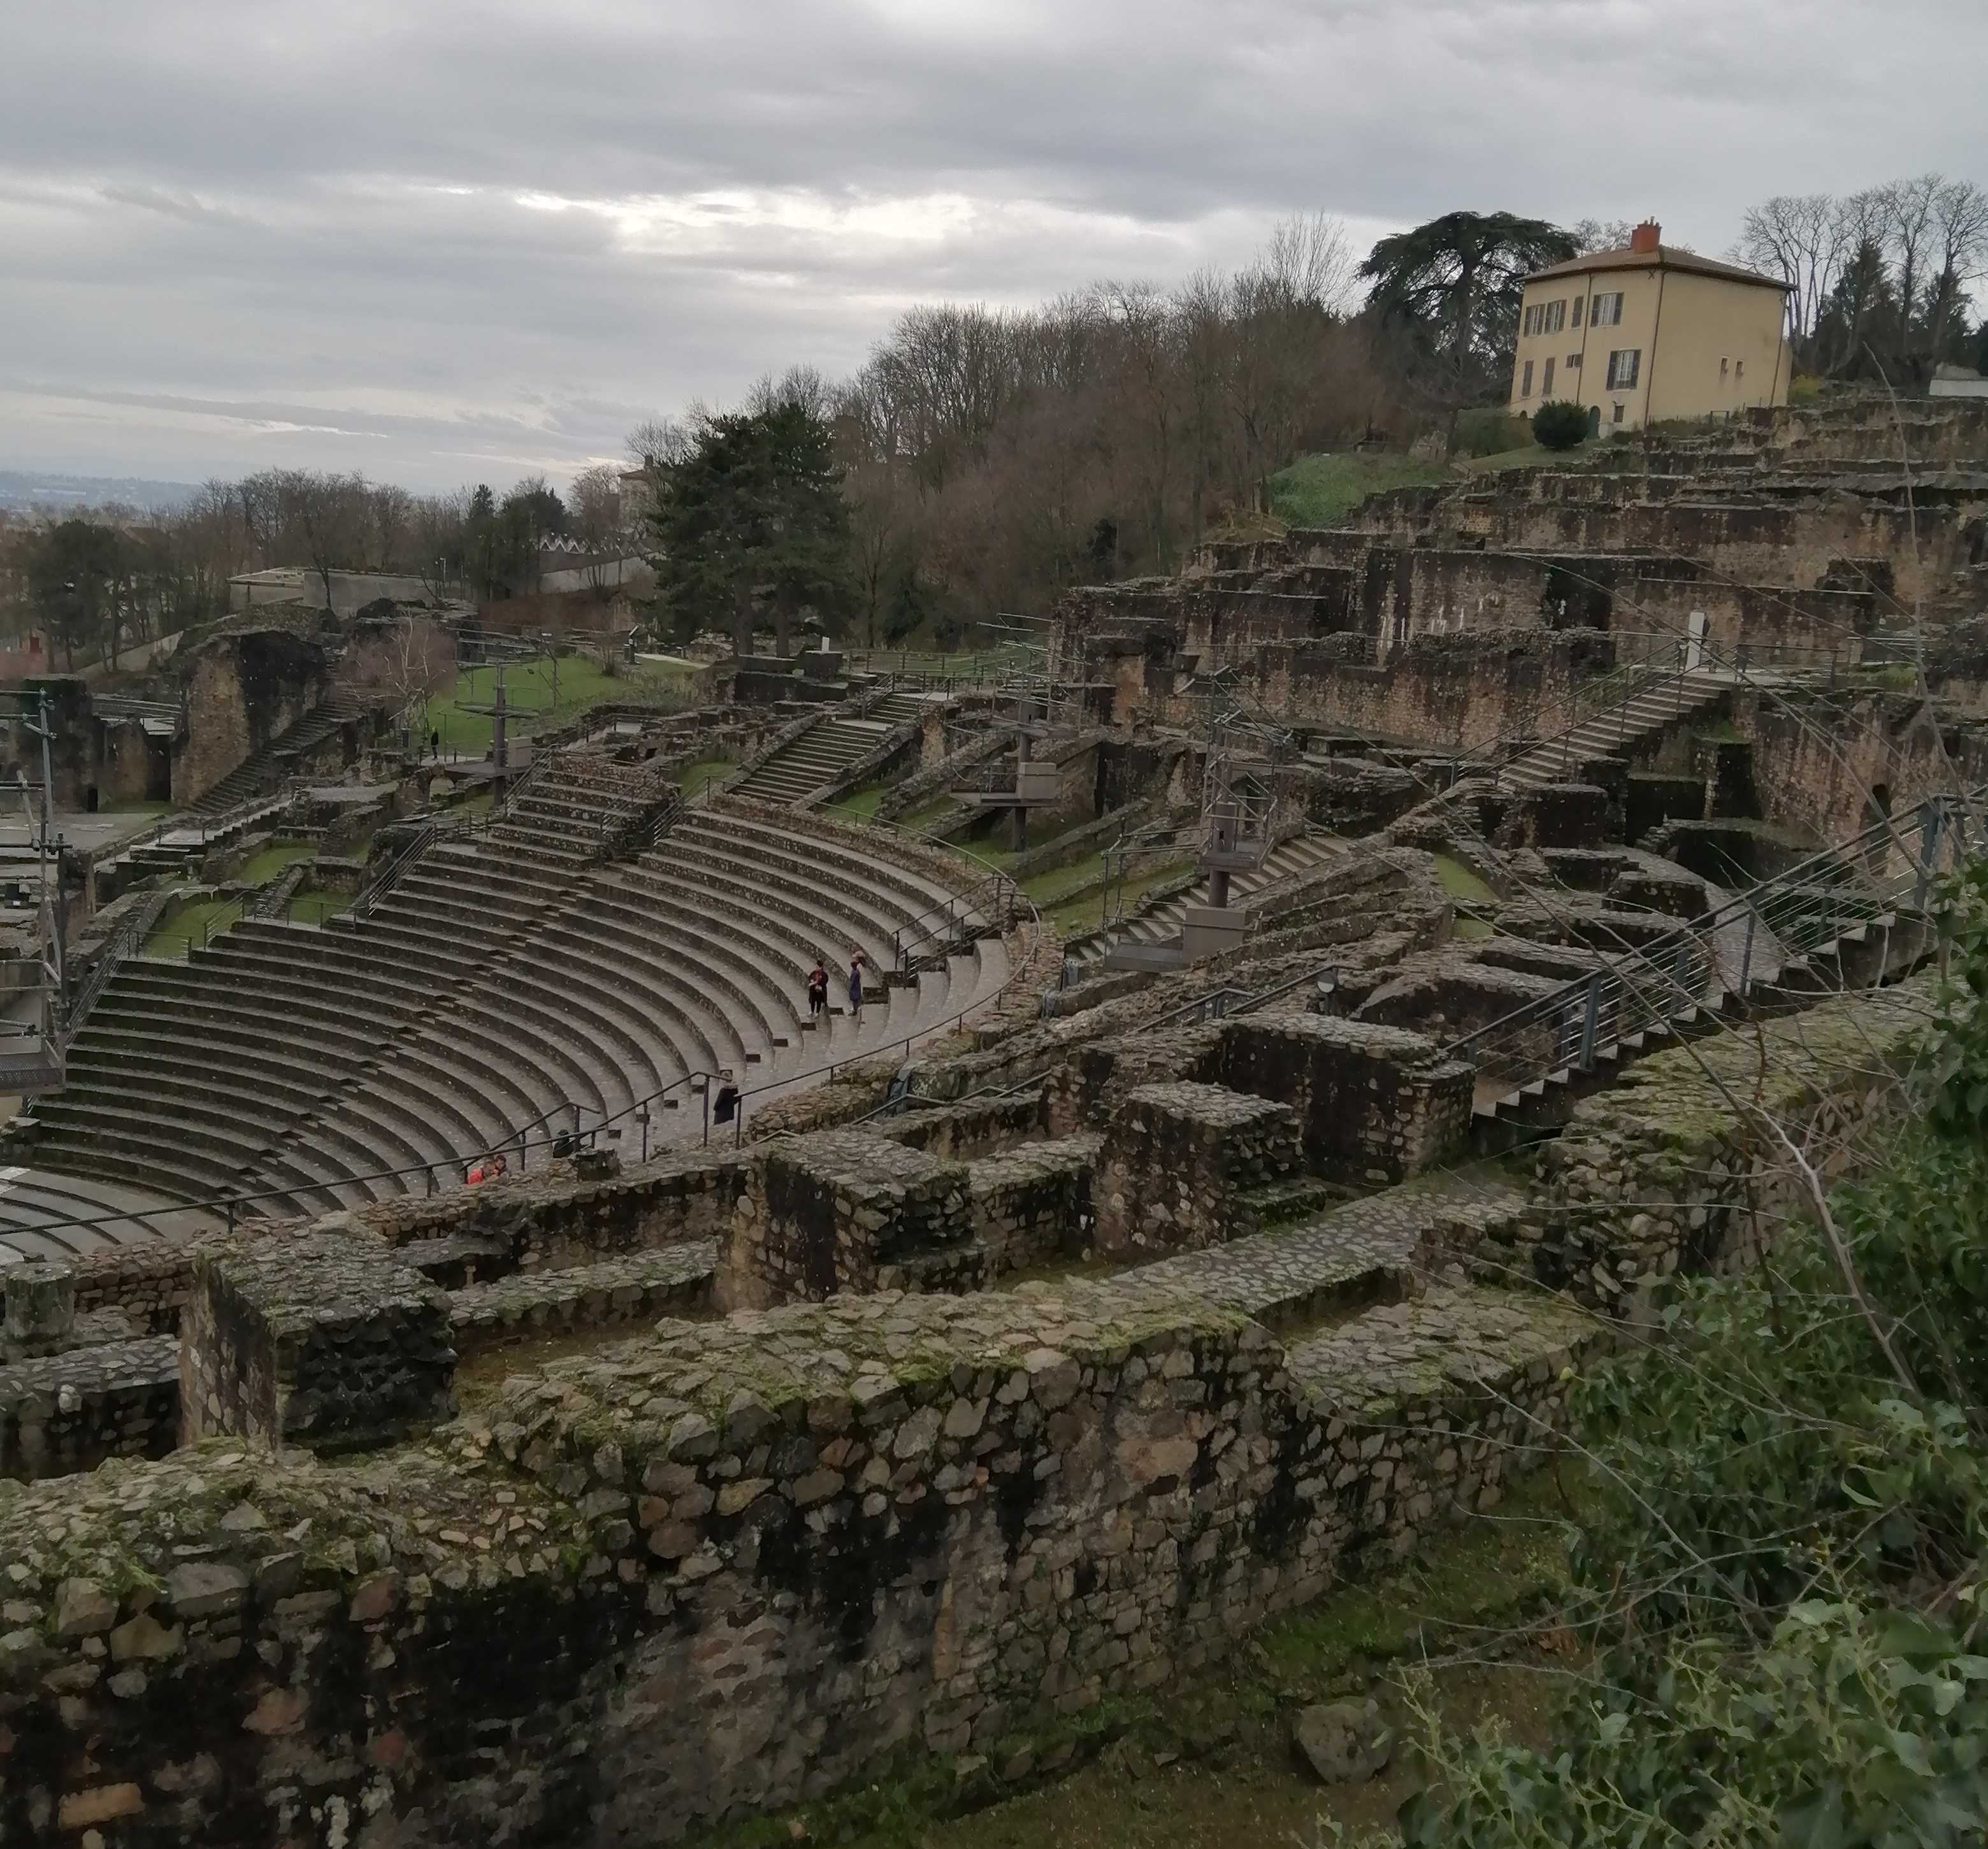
1497;672;1727;791
732;693;929;805
7;765;1016;1225
191;690;371;813
1071;831;1346;968
1456;797;1962;1144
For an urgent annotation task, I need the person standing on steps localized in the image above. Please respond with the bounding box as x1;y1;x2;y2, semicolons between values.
847;951;866;1025
711;1068;739;1127
806;956;830;1023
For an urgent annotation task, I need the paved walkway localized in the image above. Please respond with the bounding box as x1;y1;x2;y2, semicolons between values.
1092;1167;1526;1331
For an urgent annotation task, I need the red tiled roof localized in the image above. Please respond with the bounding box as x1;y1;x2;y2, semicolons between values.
1525;244;1790;291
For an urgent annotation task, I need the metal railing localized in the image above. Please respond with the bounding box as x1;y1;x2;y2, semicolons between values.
1447;791;1978;1101
1487;629;1855;788
1135;960;1341;1037
890;871;1019;977
59;889;173;1046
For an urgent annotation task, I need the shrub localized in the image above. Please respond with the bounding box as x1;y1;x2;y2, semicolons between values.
1531;399;1590;450
1453;408;1531;457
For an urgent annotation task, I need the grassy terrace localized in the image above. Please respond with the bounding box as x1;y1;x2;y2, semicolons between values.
1268;451;1452;526
424;656;695;757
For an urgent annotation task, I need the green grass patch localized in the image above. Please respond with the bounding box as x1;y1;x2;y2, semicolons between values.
1269;451;1453;526
424;657;691;757
825;783;892;820
1459;442;1597;474
1253;1474;1578;1694
1048;860;1193;937
143;896;239;958
1019;848;1110;905
674;756;738;797
234;842;315;887
1431;854;1498;904
287;891;344;928
898;796;960;832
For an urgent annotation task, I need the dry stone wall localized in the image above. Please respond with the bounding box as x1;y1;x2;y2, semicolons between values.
1444;978;1934;1316
0;1264;1604;1848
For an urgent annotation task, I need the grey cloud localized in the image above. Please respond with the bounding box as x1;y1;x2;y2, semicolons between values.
1;0;1984;487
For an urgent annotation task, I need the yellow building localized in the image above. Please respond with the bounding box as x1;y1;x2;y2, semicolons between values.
1508;221;1791;435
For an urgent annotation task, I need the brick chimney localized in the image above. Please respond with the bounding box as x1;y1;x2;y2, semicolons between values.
1630;220;1661;254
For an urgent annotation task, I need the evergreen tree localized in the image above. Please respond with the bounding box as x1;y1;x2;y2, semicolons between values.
645;401;849;654
1357;211;1578;412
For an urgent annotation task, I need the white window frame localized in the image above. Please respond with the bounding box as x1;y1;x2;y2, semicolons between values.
1606;348;1641;390
1592;291;1624;327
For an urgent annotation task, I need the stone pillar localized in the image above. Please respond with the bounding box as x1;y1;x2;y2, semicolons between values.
178;1234;455;1454
1092;1081;1300;1256
3;1263;76;1362
722;1132;975;1310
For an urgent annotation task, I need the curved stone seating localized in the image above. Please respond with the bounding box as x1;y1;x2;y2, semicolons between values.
9;775;1020;1239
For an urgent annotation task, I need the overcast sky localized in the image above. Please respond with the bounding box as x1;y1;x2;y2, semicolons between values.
3;0;1985;494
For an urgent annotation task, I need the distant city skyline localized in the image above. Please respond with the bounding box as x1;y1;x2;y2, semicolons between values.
4;0;1986;492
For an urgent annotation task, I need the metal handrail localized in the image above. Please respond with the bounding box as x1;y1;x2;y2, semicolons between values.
1136;960;1341;1037
1446;789;1979;1083
59;891;171;1046
1488;628;1850;787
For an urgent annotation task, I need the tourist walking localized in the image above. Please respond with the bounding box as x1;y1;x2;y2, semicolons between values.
466;1151;507;1185
847;952;865;1024
711;1068;739;1128
806;957;830;1021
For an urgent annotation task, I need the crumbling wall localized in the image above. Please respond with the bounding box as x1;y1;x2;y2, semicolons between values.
0;1277;1601;1846
171;628;330;806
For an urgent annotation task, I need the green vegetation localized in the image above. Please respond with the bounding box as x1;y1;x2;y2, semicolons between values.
1453;408;1531;458
1459;442;1595;475
1268;452;1452;527
1529;399;1590;451
1385;867;1988;1845
286;890;344;927
1430;854;1497;904
143;895;238;958
234;841;315;886
674;756;738;796
1042;861;1193;937
425;656;693;757
825;783;892;820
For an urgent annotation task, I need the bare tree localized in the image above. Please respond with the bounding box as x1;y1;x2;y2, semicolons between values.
1923;178;1988;367
345;614;456;738
568;464;627;595
623;417;695;469
1736;194;1847;359
1260;211;1358;315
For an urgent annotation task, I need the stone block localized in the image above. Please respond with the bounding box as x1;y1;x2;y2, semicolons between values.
721;1132;972;1309
1216;1014;1472;1183
178;1233;454;1453
3;1262;76;1360
1093;1081;1299;1256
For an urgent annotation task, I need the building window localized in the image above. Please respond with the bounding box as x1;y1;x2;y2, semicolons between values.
1719;357;1729;379
1572;296;1584;327
1606;348;1641;389
1544;299;1566;334
1520;359;1535;397
1612;401;1625;423
1592;291;1624;326
1567;352;1581;370
1541;356;1556;394
1734;359;1744;380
